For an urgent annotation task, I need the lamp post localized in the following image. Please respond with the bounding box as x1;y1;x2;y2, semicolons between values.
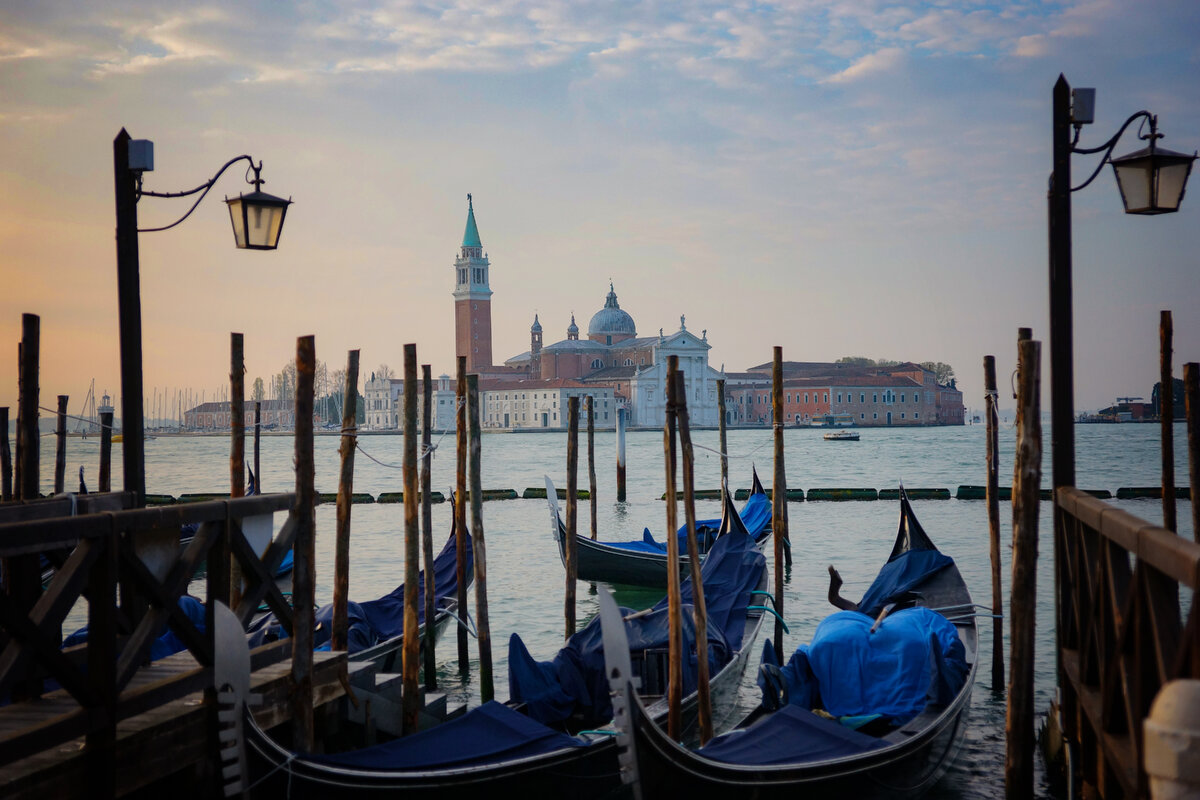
1046;74;1195;744
113;128;291;506
1048;75;1196;491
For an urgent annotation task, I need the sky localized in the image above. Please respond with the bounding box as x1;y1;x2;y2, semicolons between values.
1;0;1198;418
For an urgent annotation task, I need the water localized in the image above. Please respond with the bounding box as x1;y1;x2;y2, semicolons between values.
33;422;1197;798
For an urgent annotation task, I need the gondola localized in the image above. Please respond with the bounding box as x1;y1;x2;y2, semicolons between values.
550;467;772;588
63;499;470;671
245;510;472;672
602;486;976;800
240;488;768;798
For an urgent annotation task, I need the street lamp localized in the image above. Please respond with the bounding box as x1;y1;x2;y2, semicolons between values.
1046;74;1194;725
1048;76;1195;490
114;128;292;505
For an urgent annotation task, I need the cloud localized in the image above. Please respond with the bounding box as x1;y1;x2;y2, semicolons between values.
1013;34;1048;57
824;47;906;84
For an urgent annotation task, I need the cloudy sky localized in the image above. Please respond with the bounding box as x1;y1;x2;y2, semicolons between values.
1;0;1198;416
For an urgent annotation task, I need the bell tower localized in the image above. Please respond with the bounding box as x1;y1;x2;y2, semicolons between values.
453;194;493;371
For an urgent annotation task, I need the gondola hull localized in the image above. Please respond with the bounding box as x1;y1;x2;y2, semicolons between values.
625;663;973;799
550;470;770;589
243;502;768;799
605;487;977;800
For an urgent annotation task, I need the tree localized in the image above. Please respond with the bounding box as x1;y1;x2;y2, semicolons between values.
919;361;956;385
376;363;394;382
251;377;265;402
836;356;875;366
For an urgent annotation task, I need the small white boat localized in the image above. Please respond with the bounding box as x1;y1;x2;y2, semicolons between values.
824;430;860;441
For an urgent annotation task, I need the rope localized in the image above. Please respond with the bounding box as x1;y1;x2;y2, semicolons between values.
691;435;772;461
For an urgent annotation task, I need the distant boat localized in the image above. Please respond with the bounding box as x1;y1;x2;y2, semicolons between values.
824;430;860;442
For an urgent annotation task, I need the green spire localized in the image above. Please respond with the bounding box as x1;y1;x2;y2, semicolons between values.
462;193;482;249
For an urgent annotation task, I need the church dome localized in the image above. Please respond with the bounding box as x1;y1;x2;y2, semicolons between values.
587;284;636;338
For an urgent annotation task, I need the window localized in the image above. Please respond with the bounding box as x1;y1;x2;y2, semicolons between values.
837;393;841;403
873;413;878;419
824;393;828;403
591;358;603;369
860;393;865;403
786;393;791;403
901;393;905;403
804;393;808;403
873;393;878;403
861;413;865;419
915;412;919;419
901;413;905;419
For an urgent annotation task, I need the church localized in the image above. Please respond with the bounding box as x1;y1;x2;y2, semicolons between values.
451;195;724;429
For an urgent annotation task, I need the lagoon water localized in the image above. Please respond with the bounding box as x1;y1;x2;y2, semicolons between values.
36;422;1196;798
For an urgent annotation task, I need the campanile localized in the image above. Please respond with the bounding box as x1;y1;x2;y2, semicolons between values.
453;194;493;371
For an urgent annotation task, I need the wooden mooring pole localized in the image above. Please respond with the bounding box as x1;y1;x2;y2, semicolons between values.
1;406;11;501
422;364;437;690
663;356;682;740
984;355;1004;691
1006;335;1041;800
1185;362;1199;545
454;356;470;673
99;410;113;492
403;345;421;732
291;334;317;752
565;395;579;638
1161;310;1176;532
230;333;245;609
254;400;261;491
468;374;493;702
675;366;713;745
772;346;787;661
717;379;728;505
587;395;597;540
332;349;359;653
616;405;627;502
7;314;41;699
54;394;67;494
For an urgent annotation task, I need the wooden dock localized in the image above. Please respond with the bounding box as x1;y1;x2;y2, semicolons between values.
0;490;327;798
0;646;351;797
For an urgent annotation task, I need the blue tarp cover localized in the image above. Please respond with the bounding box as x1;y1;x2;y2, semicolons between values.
767;607;967;725
510;526;765;727
307;701;587;769
856;548;953;619
699;703;885;765
246;525;471;652
64;594;207;662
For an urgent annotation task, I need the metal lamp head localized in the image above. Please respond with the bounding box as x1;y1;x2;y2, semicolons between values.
1110;139;1197;216
225;189;292;250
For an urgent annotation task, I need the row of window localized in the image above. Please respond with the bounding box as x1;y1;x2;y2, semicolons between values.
736;390;928;406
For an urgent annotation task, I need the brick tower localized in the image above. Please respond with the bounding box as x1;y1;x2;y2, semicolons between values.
453;194;493;372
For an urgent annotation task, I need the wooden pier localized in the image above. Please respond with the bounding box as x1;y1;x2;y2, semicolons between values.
0;490;353;798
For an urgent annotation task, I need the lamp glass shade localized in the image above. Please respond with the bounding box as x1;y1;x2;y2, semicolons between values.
225;190;292;249
1110;145;1196;215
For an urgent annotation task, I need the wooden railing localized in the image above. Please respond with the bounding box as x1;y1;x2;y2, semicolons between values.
1056;487;1200;798
0;492;297;773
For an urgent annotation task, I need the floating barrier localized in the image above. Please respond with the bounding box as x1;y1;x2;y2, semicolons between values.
806;488;877;501
1116;487;1192;499
956;485;1010;500
958;485;1086;501
377;492;446;504
315;493;375;505
145;494;177;506
177;493;228;503
731;488;804;501
878;488;950;500
523;487;591;500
